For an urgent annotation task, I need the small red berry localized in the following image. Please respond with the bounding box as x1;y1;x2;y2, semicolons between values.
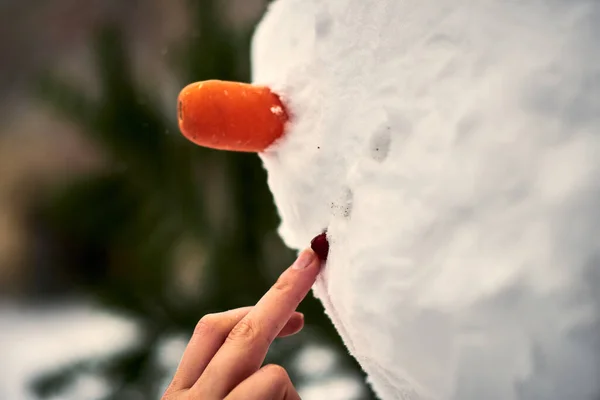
311;231;329;261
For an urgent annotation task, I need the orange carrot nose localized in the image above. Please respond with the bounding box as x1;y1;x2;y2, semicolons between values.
177;80;289;152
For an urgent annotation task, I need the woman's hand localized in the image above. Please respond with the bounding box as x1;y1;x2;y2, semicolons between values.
163;248;321;399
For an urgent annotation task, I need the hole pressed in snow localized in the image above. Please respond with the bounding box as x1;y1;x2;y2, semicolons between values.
330;187;353;219
315;14;332;37
369;126;392;162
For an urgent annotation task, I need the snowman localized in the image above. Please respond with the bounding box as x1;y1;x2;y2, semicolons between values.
176;1;600;399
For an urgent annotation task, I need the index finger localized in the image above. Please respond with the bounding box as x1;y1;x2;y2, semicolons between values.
191;248;321;398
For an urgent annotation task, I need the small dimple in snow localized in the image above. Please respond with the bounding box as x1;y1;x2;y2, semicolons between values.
369;126;392;162
331;187;353;219
270;106;283;115
425;33;456;49
455;112;481;144
315;14;332;37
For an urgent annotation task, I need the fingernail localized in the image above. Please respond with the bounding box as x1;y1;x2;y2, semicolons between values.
292;249;316;270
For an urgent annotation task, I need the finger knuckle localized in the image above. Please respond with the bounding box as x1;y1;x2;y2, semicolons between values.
273;276;295;297
163;392;191;400
161;390;184;400
273;277;303;304
162;378;184;397
227;318;264;345
194;314;219;336
161;383;175;397
262;364;290;383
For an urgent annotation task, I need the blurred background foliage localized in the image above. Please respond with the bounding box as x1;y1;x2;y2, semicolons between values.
3;0;377;398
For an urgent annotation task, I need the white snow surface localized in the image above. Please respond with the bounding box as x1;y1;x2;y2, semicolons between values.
0;303;139;400
251;1;600;399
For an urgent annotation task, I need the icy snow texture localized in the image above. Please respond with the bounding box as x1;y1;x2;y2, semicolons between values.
252;1;600;399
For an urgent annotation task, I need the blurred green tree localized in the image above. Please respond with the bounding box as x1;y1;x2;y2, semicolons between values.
30;0;376;399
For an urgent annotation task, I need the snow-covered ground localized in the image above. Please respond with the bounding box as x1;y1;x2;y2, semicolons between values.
0;303;138;400
0;303;362;400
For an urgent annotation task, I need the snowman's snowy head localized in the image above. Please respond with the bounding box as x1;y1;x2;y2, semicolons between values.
251;1;600;400
251;3;450;398
180;0;600;399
